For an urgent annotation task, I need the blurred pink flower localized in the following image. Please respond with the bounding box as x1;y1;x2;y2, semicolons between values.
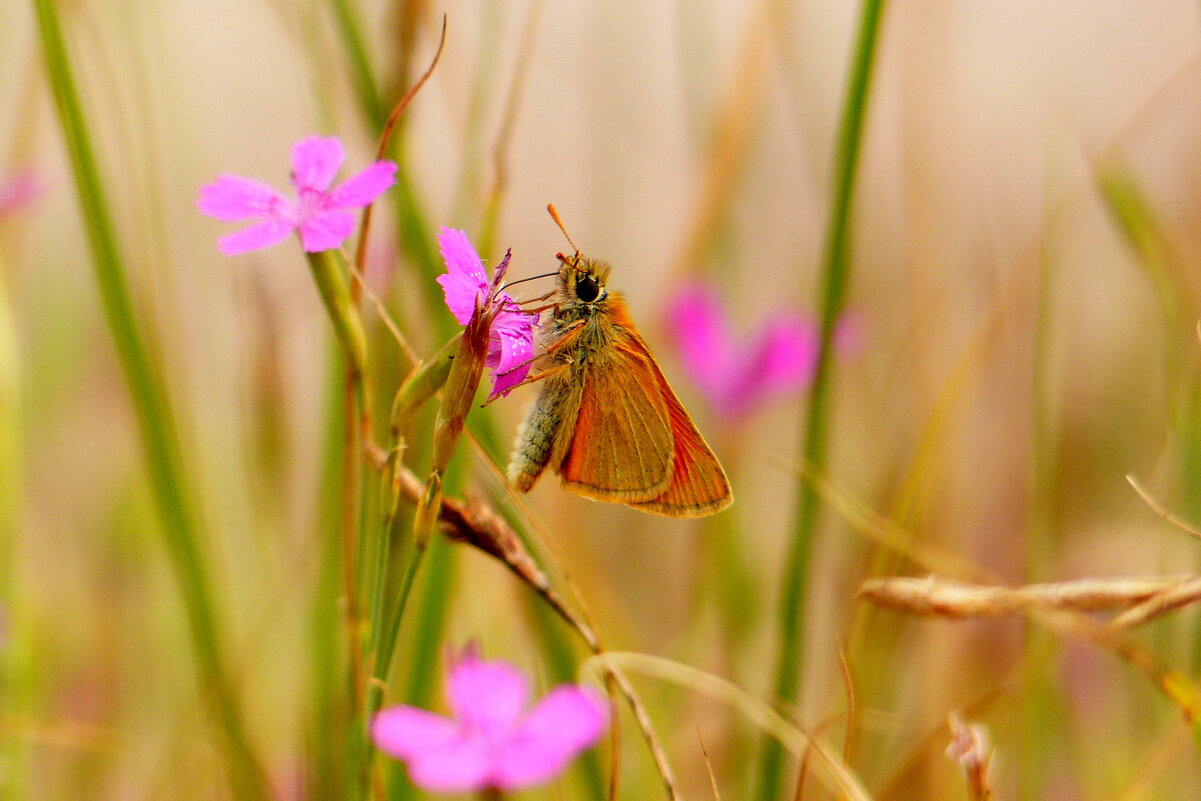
668;284;859;418
196;136;396;255
372;650;606;793
0;169;46;218
436;226;538;398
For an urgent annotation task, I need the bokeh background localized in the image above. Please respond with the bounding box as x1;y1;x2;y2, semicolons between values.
4;0;1201;799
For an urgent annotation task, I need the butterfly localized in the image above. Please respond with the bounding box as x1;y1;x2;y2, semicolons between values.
505;211;732;518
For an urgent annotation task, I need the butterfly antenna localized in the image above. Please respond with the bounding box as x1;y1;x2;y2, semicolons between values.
547;203;582;259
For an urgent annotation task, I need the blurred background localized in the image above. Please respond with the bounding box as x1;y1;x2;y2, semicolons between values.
4;0;1201;799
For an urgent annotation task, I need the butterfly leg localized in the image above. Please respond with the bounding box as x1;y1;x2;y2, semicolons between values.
479;320;586;407
515;290;556;305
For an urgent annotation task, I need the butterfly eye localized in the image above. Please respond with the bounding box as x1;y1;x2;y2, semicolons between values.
575;274;601;302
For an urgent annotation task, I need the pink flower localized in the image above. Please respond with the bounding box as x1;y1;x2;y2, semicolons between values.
0;169;45;218
372;651;607;793
196;136;396;255
668;284;859;418
436;226;538;398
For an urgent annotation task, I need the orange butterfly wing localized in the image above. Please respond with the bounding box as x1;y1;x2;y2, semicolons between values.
557;340;675;503
556;306;732;517
627;338;733;518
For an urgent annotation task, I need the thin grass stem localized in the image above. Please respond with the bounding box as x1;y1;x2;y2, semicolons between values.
759;1;887;798
32;0;271;796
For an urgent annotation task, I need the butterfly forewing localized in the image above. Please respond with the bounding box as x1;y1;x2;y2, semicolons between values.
558;339;674;502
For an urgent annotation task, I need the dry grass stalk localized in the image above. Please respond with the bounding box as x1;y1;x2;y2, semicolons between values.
697;728;722;801
1111;577;1201;629
858;575;1188;618
946;713;993;801
860;575;1201;726
1126;474;1201;542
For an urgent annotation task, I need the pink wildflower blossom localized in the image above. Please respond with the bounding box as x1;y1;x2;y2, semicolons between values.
668;284;859;419
372;650;607;793
196;136;396;255
0;169;45;218
436;226;538;398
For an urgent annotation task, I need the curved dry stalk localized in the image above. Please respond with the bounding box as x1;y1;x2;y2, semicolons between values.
582;652;875;801
777;458;994;581
697;729;721;801
352;15;448;301
835;641;858;801
1126;473;1201;542
791;715;840;801
479;0;543;251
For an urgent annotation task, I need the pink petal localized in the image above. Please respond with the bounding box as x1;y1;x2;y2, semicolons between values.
291;136;345;192
487;335;533;398
297;211;355;252
487;325;532;375
218;220;295;255
407;736;494;793
327;161;398;209
0;169;45;217
197;175;290;222
486;303;536;398
371;706;459;759
489;364;531;399
491;686;607;790
436;271;486;326
448;657;528;742
755;316;819;393
437;227;487;285
668;285;736;399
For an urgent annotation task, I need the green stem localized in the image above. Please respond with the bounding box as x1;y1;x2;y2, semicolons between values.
306;250;368;382
328;0;386;126
0;255;23;801
32;1;270;797
310;351;350;800
757;1;887;798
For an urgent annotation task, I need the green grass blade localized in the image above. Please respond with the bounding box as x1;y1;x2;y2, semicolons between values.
0;256;25;801
758;1;887;798
31;1;270;797
328;0;386;126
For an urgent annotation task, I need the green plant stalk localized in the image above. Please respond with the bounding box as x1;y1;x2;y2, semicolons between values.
310;349;352;801
32;1;270;797
307;250;369;383
328;0;386;126
366;332;460;676
371;315;488;689
386;531;457;801
1020;146;1065;801
0;256;24;801
757;0;887;798
305;248;380;801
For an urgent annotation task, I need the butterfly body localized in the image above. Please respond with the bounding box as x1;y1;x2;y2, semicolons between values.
507;254;732;518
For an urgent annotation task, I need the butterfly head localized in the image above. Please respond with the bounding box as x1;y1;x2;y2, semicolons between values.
556;251;611;306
